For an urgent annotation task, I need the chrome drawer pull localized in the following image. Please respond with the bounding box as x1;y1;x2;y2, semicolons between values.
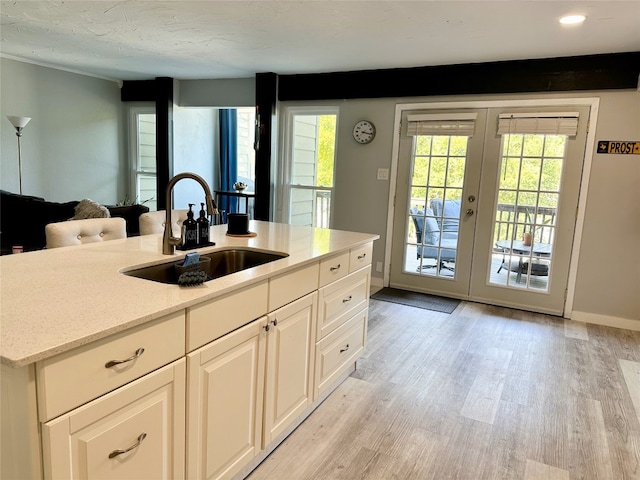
340;344;350;353
330;264;341;272
357;253;366;259
109;432;147;459
105;347;145;368
342;295;353;303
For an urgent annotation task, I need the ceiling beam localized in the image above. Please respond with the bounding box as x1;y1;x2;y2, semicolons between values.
278;52;640;101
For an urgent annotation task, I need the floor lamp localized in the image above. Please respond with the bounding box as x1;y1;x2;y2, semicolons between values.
6;115;32;195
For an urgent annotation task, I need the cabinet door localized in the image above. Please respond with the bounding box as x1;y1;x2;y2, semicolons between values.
187;317;267;480
263;292;317;446
42;359;186;480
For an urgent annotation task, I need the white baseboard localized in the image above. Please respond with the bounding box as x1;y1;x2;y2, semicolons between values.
571;310;640;332
370;275;383;290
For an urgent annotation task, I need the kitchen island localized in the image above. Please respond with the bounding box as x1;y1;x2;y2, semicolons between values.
1;221;378;480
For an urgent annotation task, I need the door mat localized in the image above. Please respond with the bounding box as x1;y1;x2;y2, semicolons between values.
370;287;460;314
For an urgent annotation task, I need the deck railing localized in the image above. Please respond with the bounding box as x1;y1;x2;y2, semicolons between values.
494;204;557;244
409;199;557;245
315;190;331;228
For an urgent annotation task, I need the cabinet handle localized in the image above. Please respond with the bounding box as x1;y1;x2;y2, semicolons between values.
340;344;350;353
105;347;145;368
264;323;270;332
108;432;147;459
357;253;366;259
342;295;353;303
272;318;278;327
330;264;341;272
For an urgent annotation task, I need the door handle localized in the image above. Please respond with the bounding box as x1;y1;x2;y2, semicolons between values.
466;209;474;216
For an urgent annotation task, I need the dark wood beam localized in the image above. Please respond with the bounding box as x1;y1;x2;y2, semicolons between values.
279;52;640;101
154;77;173;210
120;80;157;101
121;77;174;210
254;72;278;221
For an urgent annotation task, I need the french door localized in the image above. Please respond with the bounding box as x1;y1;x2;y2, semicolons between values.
389;105;590;315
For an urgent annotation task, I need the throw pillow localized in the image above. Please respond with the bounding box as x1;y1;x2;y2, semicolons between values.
72;199;111;219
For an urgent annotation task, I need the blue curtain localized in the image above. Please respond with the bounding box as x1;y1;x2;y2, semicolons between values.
219;109;238;213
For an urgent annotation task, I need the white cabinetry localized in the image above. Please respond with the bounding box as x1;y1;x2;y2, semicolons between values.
186;280;318;480
263;292;317;446
42;359;186;480
314;261;371;399
37;311;185;421
0;240;375;480
187;317;267;480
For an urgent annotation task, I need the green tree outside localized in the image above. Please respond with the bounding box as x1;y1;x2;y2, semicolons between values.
316;115;336;187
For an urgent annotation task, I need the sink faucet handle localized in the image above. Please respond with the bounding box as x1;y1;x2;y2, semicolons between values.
206;194;218;215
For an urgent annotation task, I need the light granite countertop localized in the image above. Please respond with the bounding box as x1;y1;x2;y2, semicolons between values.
0;221;378;368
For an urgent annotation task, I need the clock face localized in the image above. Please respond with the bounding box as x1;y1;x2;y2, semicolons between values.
353;120;376;144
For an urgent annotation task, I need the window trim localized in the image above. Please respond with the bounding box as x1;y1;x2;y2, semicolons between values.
278;105;339;227
128;105;156;207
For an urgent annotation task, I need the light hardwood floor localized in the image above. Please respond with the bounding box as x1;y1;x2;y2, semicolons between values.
247;299;640;479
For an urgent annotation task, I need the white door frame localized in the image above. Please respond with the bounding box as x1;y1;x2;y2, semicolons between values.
384;97;600;318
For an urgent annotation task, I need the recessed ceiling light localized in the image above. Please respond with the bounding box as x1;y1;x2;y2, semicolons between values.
559;14;586;25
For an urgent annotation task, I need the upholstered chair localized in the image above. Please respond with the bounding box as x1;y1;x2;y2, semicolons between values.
138;209;189;237
45;217;127;248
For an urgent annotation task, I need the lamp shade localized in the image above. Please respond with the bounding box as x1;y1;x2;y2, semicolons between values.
6;116;31;129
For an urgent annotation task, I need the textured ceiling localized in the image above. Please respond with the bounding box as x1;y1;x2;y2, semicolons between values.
1;1;639;81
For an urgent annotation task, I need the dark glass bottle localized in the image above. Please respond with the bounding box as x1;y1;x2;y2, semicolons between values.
182;203;198;249
197;202;210;246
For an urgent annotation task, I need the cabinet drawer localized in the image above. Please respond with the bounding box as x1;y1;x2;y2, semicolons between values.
269;262;319;311
187;280;268;351
317;266;370;340
37;311;185;421
42;359;185;480
314;310;367;399
319;251;350;287
349;243;373;273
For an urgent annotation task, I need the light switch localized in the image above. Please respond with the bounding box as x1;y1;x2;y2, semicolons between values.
377;168;389;180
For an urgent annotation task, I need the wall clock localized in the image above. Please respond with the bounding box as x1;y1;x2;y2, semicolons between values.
352;120;376;144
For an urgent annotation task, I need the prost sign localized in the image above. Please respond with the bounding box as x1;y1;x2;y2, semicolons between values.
596;141;640;154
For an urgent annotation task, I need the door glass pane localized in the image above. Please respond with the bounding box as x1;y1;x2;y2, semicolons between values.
490;134;566;291
405;135;467;278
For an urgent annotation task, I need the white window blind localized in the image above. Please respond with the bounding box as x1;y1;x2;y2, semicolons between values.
406;113;477;137
497;112;580;136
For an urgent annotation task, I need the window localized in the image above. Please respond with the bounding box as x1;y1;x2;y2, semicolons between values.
236;108;256;186
282;107;337;228
129;107;157;211
131;107;256;214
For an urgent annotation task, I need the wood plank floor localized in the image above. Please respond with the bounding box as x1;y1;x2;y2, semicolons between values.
247;299;640;480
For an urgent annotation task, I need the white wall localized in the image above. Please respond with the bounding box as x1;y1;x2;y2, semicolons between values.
0;58;125;204
172;107;217;210
570;91;640;327
178;78;255;107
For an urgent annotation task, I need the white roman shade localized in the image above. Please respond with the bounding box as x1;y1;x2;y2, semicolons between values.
406;113;478;137
497;112;580;136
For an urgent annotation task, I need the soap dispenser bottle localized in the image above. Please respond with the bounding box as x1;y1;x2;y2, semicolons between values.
196;202;210;246
182;203;198;249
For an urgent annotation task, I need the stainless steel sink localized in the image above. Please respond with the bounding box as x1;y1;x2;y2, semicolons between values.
122;249;289;284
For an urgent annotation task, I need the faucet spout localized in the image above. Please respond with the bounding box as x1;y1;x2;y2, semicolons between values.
163;172;218;255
